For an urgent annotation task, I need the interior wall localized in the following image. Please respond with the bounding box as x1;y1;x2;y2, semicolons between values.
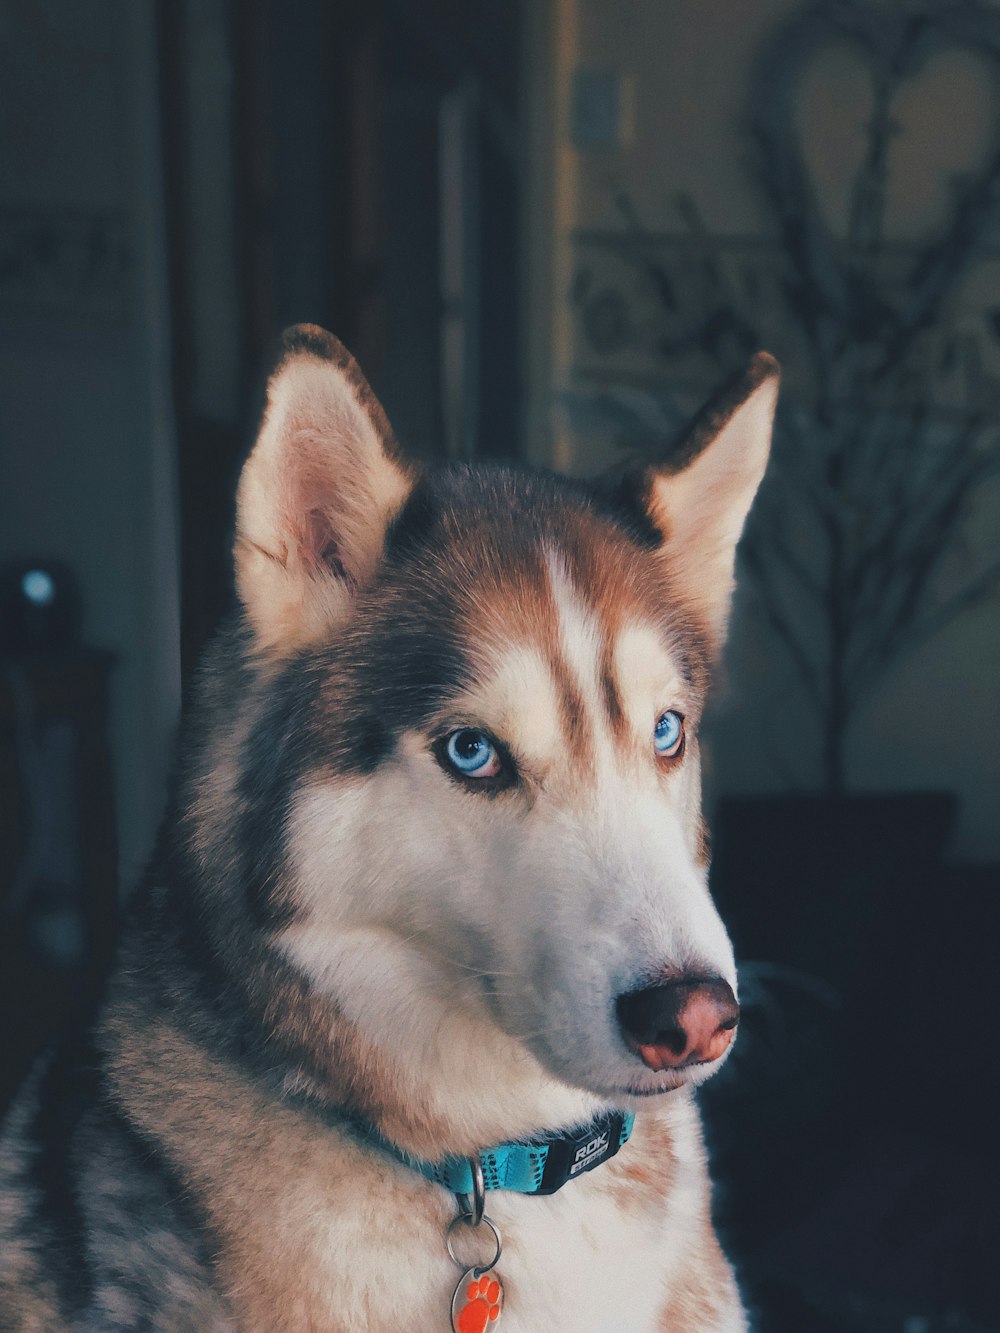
524;0;1000;859
0;0;180;891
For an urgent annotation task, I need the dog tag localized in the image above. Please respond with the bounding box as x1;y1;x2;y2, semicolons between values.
451;1267;503;1332
447;1208;504;1332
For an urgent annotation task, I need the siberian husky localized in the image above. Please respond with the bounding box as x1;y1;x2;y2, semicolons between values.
0;326;778;1331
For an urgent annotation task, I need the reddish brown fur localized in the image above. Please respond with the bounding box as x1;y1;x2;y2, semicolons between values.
657;1221;743;1331
101;998;451;1333
602;1115;678;1215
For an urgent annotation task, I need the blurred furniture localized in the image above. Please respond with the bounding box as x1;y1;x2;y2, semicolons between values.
704;841;1000;1331
0;648;116;1111
159;0;522;676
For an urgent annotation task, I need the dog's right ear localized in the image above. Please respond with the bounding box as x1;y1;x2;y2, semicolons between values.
234;325;413;655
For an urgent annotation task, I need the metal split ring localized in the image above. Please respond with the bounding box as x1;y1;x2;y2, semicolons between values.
445;1211;503;1276
456;1154;486;1226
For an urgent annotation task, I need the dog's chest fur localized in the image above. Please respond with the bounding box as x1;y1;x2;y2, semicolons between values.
141;1084;732;1332
240;1114;707;1332
297;1161;697;1333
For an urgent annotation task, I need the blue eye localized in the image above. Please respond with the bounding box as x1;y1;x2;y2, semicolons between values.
654;710;684;757
443;728;502;779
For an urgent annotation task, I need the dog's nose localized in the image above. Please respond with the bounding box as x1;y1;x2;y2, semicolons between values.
616;977;739;1071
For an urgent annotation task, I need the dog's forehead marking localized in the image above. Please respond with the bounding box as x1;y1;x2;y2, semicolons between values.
428;533;690;781
485;545;684;778
449;643;566;772
542;551;689;768
543;548;609;770
614;623;686;738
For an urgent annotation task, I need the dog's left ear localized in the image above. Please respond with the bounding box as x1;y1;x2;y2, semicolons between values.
235;325;413;655
641;352;779;651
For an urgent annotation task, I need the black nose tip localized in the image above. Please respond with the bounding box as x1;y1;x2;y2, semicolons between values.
616;976;739;1071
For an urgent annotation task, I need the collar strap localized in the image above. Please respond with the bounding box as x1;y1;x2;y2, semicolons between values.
368;1110;634;1197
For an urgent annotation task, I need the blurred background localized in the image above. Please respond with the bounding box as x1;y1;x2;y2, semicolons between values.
0;1;998;1328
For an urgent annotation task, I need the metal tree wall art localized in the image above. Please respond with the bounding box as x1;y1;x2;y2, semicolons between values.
567;0;1000;792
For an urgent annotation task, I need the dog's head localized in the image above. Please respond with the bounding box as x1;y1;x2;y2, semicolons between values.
206;325;777;1150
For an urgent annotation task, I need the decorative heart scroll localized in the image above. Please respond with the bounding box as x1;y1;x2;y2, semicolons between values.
749;0;1000;376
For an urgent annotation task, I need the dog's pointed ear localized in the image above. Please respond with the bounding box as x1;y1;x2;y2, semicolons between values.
235;325;413;654
641;353;779;651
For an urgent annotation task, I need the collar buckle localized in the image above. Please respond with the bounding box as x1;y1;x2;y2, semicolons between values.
534;1111;630;1195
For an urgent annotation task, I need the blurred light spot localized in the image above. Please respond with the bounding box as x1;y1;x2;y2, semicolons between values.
22;569;55;606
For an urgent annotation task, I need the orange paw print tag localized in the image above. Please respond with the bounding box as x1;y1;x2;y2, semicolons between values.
451;1270;503;1332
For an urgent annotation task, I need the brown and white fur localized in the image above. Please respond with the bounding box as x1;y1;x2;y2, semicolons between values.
0;326;778;1331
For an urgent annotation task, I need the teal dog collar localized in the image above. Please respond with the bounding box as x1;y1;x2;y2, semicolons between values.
370;1110;635;1197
